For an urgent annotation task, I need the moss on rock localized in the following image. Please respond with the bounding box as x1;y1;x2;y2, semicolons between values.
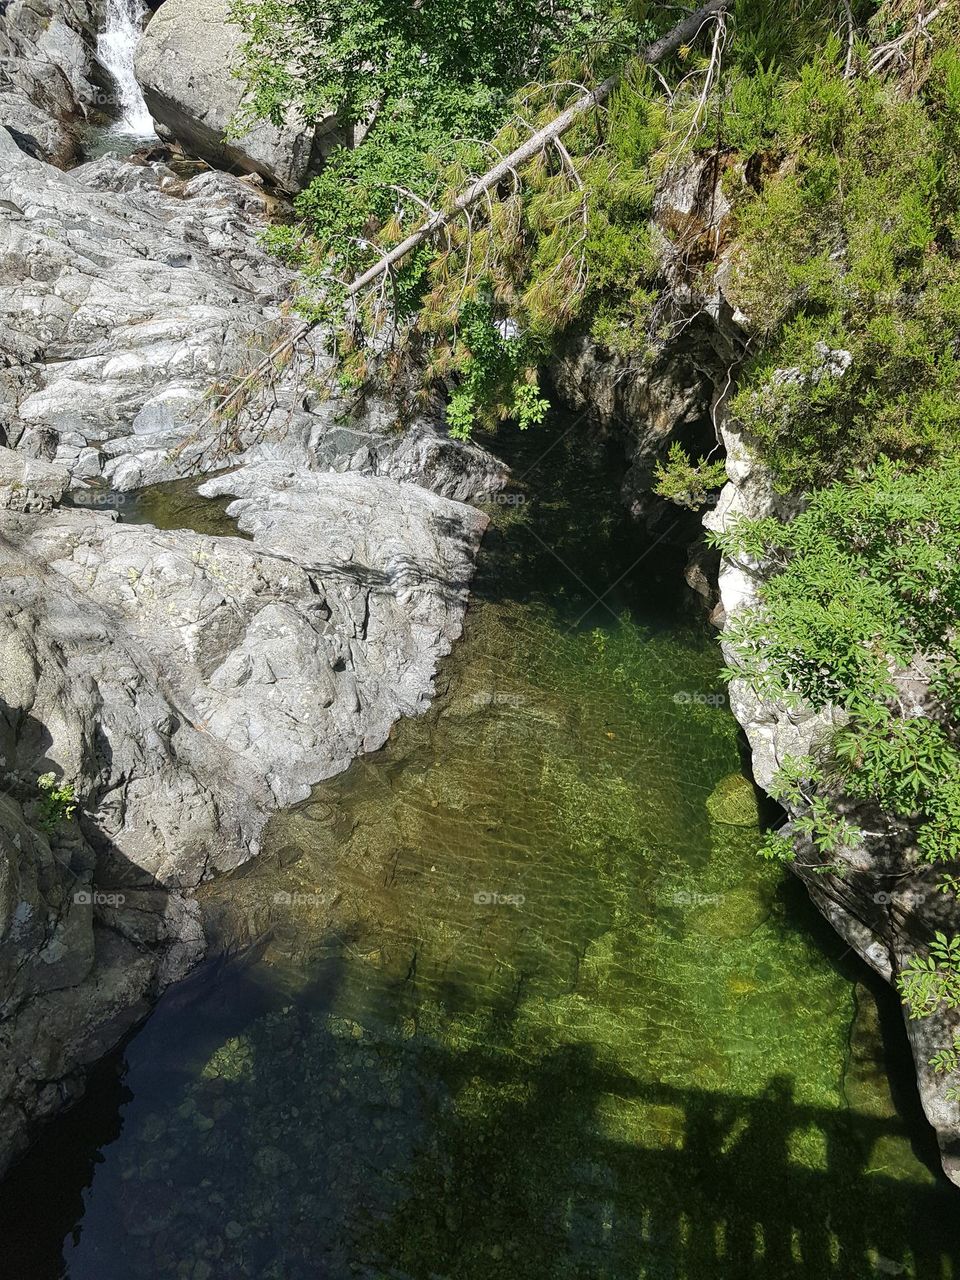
706;773;760;827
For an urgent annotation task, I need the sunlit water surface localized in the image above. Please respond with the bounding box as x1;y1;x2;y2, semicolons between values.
3;425;960;1279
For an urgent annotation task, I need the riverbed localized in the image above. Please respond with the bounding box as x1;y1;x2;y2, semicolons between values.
2;423;959;1279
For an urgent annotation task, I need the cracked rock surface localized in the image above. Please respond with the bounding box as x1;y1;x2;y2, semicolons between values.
0;0;105;166
0;127;294;488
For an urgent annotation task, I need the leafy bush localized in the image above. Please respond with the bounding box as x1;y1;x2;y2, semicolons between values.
725;48;960;488
899;934;960;1019
444;301;548;439
37;772;77;833
710;457;960;864
759;755;862;869
654;443;728;509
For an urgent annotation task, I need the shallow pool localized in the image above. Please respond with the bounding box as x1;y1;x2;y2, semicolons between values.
3;422;958;1279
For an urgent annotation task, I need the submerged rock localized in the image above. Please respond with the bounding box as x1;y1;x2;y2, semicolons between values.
705;773;759;828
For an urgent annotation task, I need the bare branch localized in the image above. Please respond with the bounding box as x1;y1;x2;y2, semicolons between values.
388;185;440;220
869;1;950;74
841;0;856;78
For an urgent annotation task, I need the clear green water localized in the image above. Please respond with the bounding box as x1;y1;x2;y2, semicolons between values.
4;426;960;1278
76;127;155;165
61;474;243;539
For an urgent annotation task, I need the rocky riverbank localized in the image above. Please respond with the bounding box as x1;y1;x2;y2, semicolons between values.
547;147;960;1188
0;22;506;1167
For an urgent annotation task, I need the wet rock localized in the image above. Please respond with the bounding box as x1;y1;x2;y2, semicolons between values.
0;130;508;507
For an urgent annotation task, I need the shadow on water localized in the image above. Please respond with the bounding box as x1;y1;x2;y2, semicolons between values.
768;850;949;1171
11;949;957;1280
2;416;960;1278
0;1051;130;1279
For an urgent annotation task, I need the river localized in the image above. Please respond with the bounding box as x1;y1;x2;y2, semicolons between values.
2;423;959;1279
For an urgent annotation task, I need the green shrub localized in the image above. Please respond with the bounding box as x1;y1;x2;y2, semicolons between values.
711;457;960;864
654;443;728;509
899;934;960;1019
726;50;960;488
37;772;77;833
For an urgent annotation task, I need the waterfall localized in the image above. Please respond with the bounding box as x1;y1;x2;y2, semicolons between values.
96;0;157;137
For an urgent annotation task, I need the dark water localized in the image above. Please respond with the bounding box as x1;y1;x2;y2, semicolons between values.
3;423;960;1279
77;125;210;179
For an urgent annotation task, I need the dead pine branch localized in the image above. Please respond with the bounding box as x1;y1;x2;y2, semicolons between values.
192;0;729;440
841;0;856;77
868;1;952;75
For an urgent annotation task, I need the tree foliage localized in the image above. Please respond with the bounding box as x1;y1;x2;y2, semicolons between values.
233;0;648;277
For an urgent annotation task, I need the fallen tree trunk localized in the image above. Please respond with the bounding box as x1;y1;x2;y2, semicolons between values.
195;0;728;435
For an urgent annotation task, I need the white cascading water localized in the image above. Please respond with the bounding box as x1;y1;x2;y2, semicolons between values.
96;0;157;136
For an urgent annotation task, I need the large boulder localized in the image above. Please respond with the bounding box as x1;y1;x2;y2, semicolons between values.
0;446;69;512
134;0;342;192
